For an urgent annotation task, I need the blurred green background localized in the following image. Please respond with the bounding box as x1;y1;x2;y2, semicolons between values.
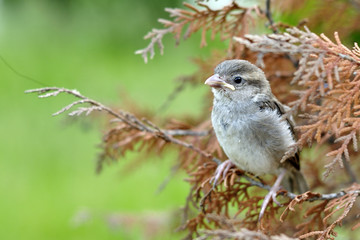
0;0;212;239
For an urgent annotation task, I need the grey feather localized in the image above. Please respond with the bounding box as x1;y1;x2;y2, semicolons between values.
208;60;308;193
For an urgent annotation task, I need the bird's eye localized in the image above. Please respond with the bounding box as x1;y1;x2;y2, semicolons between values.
233;76;243;84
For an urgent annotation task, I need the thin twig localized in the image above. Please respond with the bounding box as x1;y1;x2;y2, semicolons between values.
157;78;189;113
26;87;212;159
210;158;360;202
245;173;360;201
263;0;299;68
163;129;209;136
342;155;358;183
196;228;297;240
265;0;276;32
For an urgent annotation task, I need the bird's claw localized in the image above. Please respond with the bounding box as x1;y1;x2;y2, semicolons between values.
259;185;281;221
210;159;234;187
272;191;282;207
258;169;286;221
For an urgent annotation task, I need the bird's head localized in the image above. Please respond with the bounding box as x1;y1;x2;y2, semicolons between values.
205;60;271;100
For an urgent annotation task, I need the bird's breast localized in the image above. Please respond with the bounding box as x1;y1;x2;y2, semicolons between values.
211;102;293;175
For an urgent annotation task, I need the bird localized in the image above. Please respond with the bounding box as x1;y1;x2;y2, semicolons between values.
204;59;308;219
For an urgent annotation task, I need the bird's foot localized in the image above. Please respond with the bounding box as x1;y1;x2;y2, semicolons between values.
258;169;286;221
211;159;234;187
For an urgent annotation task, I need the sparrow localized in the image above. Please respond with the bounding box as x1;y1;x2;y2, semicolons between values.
205;59;308;219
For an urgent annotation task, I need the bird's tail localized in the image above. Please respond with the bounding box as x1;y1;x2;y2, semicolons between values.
282;170;309;194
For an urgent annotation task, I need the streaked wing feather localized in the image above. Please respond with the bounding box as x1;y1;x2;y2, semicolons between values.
256;97;300;170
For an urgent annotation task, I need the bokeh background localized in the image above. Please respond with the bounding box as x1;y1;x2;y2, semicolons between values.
0;0;208;239
1;0;360;239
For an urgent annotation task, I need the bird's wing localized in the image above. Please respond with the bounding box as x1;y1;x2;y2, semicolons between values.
254;94;300;170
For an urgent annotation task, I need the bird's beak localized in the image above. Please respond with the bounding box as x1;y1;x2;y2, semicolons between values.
204;74;235;91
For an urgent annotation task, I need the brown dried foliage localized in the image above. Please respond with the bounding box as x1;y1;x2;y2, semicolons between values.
135;1;264;62
27;1;360;239
235;27;360;177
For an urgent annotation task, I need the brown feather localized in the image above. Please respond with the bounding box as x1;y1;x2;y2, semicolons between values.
256;97;300;171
